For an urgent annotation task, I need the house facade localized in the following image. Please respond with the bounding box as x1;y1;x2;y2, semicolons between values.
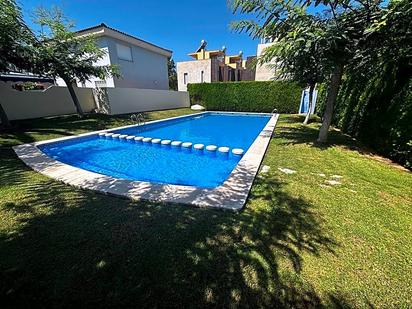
56;23;172;90
176;41;255;91
255;38;277;81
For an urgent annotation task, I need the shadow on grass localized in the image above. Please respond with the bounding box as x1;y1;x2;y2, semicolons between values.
0;146;355;308
275;115;374;156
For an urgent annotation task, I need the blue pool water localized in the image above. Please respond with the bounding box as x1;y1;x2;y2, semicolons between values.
39;112;271;188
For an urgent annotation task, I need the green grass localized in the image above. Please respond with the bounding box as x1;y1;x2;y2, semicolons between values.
1;110;411;308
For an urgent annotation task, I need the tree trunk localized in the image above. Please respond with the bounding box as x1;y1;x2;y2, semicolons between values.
303;84;315;125
0;102;11;128
317;63;344;143
63;77;84;117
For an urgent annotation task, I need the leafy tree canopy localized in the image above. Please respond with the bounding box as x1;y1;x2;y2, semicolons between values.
168;58;178;91
229;0;386;141
0;0;35;72
32;8;119;85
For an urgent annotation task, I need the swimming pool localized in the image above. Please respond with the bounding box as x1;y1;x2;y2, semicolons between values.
14;111;279;210
38;112;271;188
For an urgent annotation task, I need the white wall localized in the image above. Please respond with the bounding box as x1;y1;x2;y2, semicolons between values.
255;43;278;81
97;87;190;115
106;37;170;90
56;34;169;90
176;59;211;91
0;84;189;121
0;85;96;120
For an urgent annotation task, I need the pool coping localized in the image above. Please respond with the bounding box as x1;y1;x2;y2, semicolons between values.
13;111;279;211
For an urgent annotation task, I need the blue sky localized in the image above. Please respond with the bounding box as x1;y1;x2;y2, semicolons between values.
20;0;261;62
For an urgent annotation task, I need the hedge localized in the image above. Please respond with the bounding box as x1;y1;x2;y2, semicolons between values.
316;68;412;169
187;81;302;114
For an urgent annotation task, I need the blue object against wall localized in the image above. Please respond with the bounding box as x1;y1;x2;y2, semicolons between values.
299;88;318;114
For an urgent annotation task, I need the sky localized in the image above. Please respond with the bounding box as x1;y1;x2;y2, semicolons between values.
20;0;261;62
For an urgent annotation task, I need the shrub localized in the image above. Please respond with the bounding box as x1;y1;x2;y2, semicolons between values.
316;70;412;169
187;81;302;114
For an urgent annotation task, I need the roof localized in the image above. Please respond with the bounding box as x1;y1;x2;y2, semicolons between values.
0;72;54;83
75;23;172;58
188;50;225;59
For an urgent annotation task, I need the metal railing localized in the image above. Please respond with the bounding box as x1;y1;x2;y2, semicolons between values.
130;113;147;131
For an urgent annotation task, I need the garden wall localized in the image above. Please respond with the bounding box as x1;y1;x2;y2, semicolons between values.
95;87;190;115
187;81;302;113
0;84;96;120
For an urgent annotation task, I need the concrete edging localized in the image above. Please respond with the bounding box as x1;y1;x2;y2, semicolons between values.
13;112;279;210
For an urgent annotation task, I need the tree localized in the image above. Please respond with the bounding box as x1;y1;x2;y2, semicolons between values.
257;9;331;124
33;8;118;117
0;0;36;127
168;58;178;90
230;0;383;142
325;0;412;167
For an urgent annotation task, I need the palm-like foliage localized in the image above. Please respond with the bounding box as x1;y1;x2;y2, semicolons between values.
0;0;35;72
229;0;384;142
0;3;119;122
0;0;36;127
33;8;119;116
258;11;331;123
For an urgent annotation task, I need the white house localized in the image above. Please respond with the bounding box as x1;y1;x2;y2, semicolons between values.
56;23;172;90
255;38;277;81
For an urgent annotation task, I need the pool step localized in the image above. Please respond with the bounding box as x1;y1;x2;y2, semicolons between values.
99;133;244;157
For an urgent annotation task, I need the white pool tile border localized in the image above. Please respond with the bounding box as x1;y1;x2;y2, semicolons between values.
13;112;279;211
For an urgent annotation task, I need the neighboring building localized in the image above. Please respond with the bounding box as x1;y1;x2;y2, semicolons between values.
56;23;172;90
255;38;277;81
176;40;255;91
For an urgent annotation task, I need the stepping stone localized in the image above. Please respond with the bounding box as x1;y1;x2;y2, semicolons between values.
126;136;135;141
232;148;244;156
171;141;182;147
278;167;296;174
161;139;171;145
194;144;204;150
206;145;217;152
151;138;161;144
182;142;193;148
111;134;120;139
142;137;152;143
218;146;230;153
134;136;144;142
260;165;270;174
331;175;343;179
325;180;341;185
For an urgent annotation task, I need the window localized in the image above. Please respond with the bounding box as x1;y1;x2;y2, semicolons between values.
183;73;188;85
116;43;133;61
200;71;204;83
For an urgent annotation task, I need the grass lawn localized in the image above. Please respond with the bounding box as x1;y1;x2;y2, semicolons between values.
1;109;411;308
